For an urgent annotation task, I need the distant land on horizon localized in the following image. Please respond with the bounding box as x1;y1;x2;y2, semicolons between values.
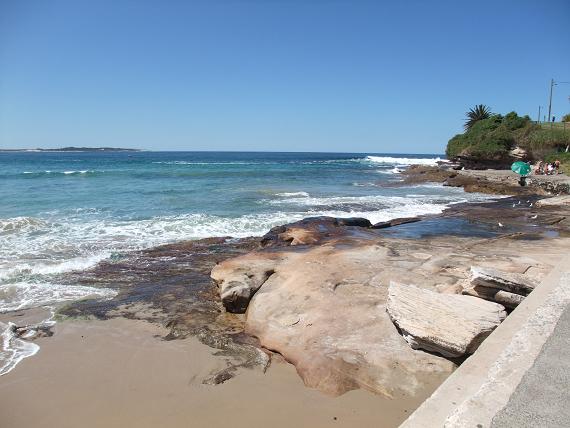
0;147;142;152
0;147;447;156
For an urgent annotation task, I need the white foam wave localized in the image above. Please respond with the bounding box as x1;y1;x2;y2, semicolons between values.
21;170;94;176
0;185;494;314
0;217;48;235
63;170;89;175
275;192;310;197
266;187;492;222
378;167;403;174
0;322;40;376
300;158;362;164
1;189;493;279
0;212;308;286
352;182;377;187
268;193;473;208
0;281;117;313
0;254;112;282
366;156;448;166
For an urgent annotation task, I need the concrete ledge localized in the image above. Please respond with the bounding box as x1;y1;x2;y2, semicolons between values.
400;255;570;428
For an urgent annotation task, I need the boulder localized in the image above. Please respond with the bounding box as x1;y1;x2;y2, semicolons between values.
509;146;528;160
260;216;372;247
494;290;525;309
386;282;507;358
462;285;525;309
211;253;280;313
470;266;537;296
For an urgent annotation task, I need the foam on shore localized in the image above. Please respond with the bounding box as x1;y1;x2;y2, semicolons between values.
366;156;448;166
0;322;40;376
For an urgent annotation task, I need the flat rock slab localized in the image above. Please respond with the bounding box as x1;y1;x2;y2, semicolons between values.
387;282;507;358
536;195;570;207
470;266;537;296
372;217;422;229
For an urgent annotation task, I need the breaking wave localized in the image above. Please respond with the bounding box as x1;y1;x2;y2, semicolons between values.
0;281;117;313
20;170;96;177
275;192;310;197
366;156;448;166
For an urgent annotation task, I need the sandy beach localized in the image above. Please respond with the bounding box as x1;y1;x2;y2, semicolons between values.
0;317;438;428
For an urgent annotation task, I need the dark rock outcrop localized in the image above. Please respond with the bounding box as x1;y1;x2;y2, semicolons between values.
260;216;372;247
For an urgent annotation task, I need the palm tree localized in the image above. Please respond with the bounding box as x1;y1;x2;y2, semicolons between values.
465;104;492;130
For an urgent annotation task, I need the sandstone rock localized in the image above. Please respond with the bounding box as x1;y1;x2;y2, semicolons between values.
509;146;528;160
462;285;525;309
211;253;280;313
470;266;537;296
535;195;570;207
260;216;372;247
494;290;525;308
244;245;455;397
386;282;507;358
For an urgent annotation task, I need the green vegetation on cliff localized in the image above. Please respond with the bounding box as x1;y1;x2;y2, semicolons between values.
446;109;570;164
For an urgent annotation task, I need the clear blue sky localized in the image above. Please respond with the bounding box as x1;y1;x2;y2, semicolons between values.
1;0;569;153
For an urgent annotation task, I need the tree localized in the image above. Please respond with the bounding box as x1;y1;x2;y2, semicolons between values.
563;113;570;122
465;104;492;130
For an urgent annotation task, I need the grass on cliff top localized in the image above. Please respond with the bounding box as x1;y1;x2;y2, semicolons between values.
525;127;570;150
538;122;570;131
446;112;570;160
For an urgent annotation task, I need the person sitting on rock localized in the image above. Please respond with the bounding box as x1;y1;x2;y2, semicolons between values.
534;161;544;175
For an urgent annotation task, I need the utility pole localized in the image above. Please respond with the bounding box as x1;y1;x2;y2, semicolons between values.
548;78;554;122
547;79;570;122
537;106;541;123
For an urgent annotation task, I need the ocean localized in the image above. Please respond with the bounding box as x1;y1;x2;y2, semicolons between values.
0;151;491;374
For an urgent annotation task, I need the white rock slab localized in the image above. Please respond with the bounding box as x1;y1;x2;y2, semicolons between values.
470;266;537;296
387;282;507;358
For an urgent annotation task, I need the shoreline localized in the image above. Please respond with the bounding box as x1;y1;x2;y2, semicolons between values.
401;164;570;195
1;167;569;427
0;317;438;428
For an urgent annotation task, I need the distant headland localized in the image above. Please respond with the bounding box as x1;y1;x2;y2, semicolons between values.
0;147;141;152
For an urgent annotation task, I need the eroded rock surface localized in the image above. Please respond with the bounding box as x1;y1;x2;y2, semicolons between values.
470;266;537;296
386;282;507;358
211;252;280;313
244;245;456;397
260;216;373;247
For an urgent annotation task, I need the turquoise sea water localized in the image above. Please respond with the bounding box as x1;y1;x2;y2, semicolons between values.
0;151;492;373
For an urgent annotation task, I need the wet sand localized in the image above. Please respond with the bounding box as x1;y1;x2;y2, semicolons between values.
0;317;440;428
